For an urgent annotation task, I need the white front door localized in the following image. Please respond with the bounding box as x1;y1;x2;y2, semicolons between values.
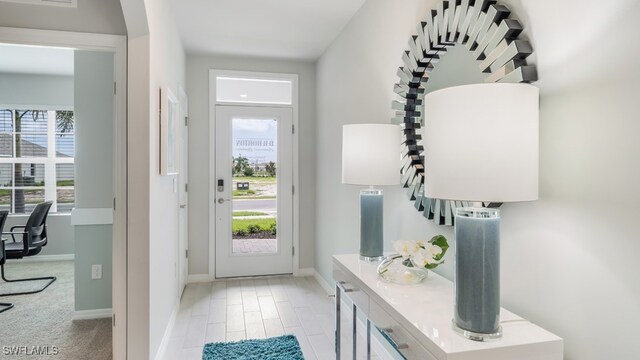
178;89;189;297
214;105;293;278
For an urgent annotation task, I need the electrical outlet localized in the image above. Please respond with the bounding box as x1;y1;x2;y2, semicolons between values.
92;264;103;280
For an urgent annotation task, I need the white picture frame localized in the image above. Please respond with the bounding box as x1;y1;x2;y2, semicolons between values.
160;87;179;176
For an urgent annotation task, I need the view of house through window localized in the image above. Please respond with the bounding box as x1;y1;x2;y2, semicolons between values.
0;109;74;213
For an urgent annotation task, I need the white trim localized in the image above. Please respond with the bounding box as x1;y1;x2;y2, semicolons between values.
70;208;113;225
7;254;74;262
0;27;128;360
154;300;179;360
313;270;335;295
295;267;315;277
187;274;215;283
73;308;112;321
208;69;300;279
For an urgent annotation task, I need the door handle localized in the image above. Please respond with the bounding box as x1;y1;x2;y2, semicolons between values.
217;198;231;204
377;327;409;350
179;204;186;209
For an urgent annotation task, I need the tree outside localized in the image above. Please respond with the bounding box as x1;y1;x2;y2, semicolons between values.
9;110;74;213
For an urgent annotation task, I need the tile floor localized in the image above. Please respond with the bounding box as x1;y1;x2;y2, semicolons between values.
163;275;383;360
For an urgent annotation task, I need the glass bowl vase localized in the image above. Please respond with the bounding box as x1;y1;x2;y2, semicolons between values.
377;255;427;285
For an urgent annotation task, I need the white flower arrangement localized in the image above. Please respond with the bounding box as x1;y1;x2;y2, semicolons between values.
393;235;449;270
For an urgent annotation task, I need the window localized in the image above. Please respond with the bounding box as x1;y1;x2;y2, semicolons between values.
216;76;293;105
0;109;74;214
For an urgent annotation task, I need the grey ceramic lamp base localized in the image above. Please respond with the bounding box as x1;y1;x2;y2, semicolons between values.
359;188;384;262
454;207;502;341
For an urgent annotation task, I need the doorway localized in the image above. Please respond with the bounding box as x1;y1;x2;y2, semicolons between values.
0;28;127;359
214;106;293;278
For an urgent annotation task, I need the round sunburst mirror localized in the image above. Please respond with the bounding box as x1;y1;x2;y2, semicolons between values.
393;0;537;226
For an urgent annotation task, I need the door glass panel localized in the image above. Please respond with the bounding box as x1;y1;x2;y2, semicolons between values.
231;118;278;254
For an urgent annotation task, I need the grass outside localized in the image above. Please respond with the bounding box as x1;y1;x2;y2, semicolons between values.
233;211;268;217
232;189;256;197
57;180;74;186
232;218;276;233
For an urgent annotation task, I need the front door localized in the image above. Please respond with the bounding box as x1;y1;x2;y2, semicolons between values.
214;105;293;278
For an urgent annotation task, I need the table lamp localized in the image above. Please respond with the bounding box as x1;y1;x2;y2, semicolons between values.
342;124;400;261
423;83;539;341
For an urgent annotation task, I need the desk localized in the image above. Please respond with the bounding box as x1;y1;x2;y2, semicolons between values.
333;254;563;360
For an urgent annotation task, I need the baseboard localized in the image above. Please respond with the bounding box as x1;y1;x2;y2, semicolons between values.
187;274;215;283
73;308;112;320
7;254;74;263
314;270;334;295
154;300;179;360
295;267;315;277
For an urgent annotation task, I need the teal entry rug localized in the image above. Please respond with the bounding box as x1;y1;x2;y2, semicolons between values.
202;335;304;360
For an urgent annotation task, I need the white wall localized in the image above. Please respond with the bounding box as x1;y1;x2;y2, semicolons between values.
315;0;640;359
0;0;126;35
120;0;186;358
186;55;316;275
147;0;186;357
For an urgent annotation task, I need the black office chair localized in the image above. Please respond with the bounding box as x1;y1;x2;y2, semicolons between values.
0;210;15;312
0;201;56;297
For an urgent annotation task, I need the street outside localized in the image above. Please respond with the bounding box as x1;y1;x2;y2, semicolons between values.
233;198;276;214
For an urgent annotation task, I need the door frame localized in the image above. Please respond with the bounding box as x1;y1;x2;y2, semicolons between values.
0;27;127;359
208;69;300;279
178;86;189;296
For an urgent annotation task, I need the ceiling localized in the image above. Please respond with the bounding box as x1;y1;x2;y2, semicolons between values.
168;0;366;60
0;43;74;76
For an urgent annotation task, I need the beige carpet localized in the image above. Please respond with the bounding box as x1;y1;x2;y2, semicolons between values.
0;260;112;360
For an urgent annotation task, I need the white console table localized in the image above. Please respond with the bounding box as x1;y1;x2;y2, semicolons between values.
333;254;563;360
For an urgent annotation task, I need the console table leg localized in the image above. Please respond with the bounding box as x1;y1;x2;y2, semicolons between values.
335;282;341;360
352;303;357;360
367;318;371;360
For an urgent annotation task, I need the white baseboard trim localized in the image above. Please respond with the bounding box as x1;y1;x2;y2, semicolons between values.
154;300;179;360
7;254;74;263
295;267;315;277
187;274;215;283
314;270;334;295
73;308;112;320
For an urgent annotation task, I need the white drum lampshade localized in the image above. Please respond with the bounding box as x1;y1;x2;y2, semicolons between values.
342;123;400;261
423;83;539;202
423;83;539;341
